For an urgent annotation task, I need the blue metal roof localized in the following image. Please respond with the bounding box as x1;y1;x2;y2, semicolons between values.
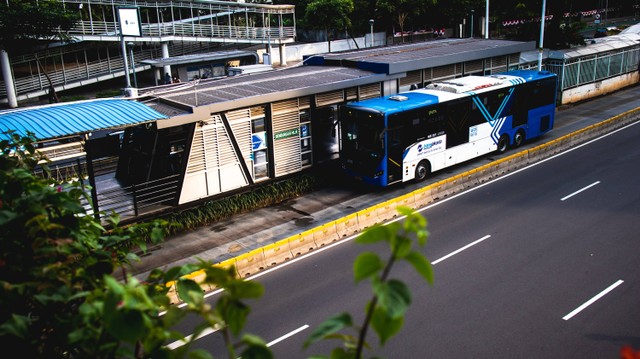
0;99;168;141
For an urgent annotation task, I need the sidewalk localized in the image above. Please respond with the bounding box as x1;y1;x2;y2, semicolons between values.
126;85;640;281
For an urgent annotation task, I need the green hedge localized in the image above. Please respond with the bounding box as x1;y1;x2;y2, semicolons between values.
159;173;320;236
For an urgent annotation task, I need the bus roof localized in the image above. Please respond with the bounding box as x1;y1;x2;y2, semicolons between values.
346;70;555;114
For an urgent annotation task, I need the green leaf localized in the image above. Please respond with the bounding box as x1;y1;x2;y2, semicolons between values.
390;235;412;258
239;333;273;359
304;313;352;348
373;279;411;318
396;206;414;217
217;298;250;335
356;224;393;244
106;309;147;342
176;278;204;305
371;306;404;345
226;279;264;299
405;251;434;285
353;252;383;283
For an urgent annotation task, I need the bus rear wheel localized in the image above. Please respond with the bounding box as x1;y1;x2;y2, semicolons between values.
415;161;430;182
513;130;525;148
497;135;510;154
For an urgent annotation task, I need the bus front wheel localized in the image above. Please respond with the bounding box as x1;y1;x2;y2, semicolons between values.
415;161;430;182
497;135;510;154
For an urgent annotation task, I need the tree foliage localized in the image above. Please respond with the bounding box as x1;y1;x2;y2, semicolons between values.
0;132;433;359
0;0;78;52
303;0;354;40
0;132;270;358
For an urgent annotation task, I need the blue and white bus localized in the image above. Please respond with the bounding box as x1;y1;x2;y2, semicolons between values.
339;70;558;186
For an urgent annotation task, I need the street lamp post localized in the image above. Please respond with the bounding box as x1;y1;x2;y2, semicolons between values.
485;0;489;39
127;42;137;88
537;0;547;71
470;9;475;38
369;19;375;47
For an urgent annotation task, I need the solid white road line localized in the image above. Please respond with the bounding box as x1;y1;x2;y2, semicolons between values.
166;326;220;350
266;325;310;347
561;181;601;201
562;279;624;320
432;235;491;265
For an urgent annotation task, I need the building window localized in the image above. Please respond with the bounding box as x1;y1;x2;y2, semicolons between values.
300;110;312;166
251;117;269;179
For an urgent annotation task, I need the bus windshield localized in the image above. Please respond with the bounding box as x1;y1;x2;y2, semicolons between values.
341;108;384;157
340;107;385;180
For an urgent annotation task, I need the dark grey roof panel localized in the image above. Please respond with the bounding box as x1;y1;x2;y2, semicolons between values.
155;65;387;108
141;50;259;67
309;38;536;74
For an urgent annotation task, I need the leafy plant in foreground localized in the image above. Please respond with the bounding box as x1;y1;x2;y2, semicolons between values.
304;207;434;358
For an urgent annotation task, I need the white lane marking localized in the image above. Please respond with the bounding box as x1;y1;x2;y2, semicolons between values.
166;326;220;349
432;235;491;265
561;181;601;201
562;280;624;320
266;325;309;347
170;121;640;344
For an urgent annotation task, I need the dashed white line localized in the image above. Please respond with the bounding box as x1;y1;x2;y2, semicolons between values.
266;325;309;347
561;181;601;201
165;326;220;350
562;280;624;320
432;235;491;265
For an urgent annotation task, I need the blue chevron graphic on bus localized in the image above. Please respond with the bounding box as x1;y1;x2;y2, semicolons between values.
490;116;508;144
340;69;557;187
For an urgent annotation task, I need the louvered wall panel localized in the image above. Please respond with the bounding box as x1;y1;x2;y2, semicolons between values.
186;127;207;174
315;90;344;107
225;108;251;121
271;99;299;133
272;99;298;115
299;96;311;109
465;59;483;73
271;99;302;177
399;70;421;86
250;106;265;118
274;137;301;176
230;118;252;165
179;116;250;204
488;56;508;73
423;68;433;83
359;83;381;100
509;54;520;67
345;87;357;100
225;108;253;163
432;64;456;80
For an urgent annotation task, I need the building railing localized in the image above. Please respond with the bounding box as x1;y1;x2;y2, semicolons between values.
547;47;640;90
69;20;295;41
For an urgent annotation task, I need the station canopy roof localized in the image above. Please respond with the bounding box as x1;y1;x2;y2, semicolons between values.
304;38;535;75
0;98;167;142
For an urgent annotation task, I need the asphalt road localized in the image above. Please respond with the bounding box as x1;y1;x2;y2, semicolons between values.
128;84;640;281
171;117;640;358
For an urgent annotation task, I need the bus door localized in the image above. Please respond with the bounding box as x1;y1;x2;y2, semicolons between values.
387;127;403;184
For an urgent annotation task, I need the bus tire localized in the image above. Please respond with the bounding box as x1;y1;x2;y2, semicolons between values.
415;161;430;182
497;135;510;153
513;130;525;148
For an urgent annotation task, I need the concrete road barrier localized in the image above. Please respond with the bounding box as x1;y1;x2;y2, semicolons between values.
263;240;294;267
288;229;318;257
356;206;380;230
234;247;267;277
313;222;340;247
335;213;359;238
